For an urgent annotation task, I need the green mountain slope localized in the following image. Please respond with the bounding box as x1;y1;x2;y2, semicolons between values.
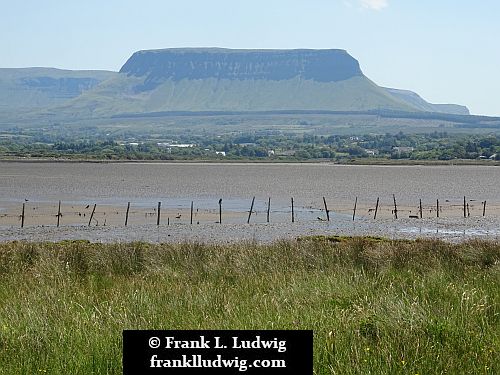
58;74;416;116
384;87;469;115
0;68;116;110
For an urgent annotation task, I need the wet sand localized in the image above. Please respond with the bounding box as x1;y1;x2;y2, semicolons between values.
1;216;499;244
1;162;499;243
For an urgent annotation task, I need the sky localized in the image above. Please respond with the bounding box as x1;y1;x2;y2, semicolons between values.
1;0;499;116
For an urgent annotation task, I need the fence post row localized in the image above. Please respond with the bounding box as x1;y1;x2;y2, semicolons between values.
13;195;492;229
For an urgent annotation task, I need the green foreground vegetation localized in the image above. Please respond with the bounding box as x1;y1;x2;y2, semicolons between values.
0;238;499;374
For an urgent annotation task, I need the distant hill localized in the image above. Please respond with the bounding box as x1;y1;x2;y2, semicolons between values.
0;68;115;111
0;48;471;121
384;87;469;115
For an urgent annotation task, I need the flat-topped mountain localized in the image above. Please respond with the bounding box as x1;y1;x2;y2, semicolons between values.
120;48;364;90
59;48;419;115
1;48;470;119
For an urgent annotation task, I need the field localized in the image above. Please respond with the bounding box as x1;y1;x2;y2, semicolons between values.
0;237;498;374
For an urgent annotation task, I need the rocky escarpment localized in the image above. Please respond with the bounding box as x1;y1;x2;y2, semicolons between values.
119;48;364;92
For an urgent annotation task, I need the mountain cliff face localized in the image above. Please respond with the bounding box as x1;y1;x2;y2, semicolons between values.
119;48;364;92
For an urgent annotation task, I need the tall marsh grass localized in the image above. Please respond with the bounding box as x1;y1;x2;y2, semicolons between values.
0;237;498;374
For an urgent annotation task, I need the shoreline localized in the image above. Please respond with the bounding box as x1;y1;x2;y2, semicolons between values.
0;158;499;166
2;216;499;244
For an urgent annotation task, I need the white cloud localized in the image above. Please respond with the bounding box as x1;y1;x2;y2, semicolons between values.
360;0;389;11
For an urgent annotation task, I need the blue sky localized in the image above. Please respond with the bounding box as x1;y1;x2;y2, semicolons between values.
1;0;499;116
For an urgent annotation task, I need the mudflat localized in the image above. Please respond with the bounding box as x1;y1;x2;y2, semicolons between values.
1;162;499;242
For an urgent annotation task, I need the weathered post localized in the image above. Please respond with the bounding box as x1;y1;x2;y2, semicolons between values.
21;203;25;228
157;202;161;226
247;196;255;224
57;200;61;227
466;203;470;217
436;199;440;218
291;197;295;223
393;194;398;219
125;202;130;226
352;197;358;221
219;198;222;224
483;200;486;217
374;197;379;220
323;197;330;222
267;197;271;223
419;199;423;219
190;201;194;224
88;204;96;226
463;196;466;218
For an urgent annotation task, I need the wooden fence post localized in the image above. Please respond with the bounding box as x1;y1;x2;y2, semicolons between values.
219;198;222;224
291;198;295;223
323;197;330;222
57;200;61;227
419;199;423;219
88;204;96;226
157;202;161;226
393;194;398;219
267;197;271;223
353;197;358;221
374;197;379;220
437;199;439;218
190;201;194;224
247;197;255;224
21;203;25;228
463;196;466;218
125;202;130;226
483;200;486;217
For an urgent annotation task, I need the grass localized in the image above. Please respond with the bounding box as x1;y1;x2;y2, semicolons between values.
0;238;499;374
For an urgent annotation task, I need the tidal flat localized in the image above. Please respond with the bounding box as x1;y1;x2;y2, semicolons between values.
1;162;499;242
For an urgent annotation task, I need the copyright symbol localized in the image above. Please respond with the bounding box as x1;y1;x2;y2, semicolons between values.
149;337;161;349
